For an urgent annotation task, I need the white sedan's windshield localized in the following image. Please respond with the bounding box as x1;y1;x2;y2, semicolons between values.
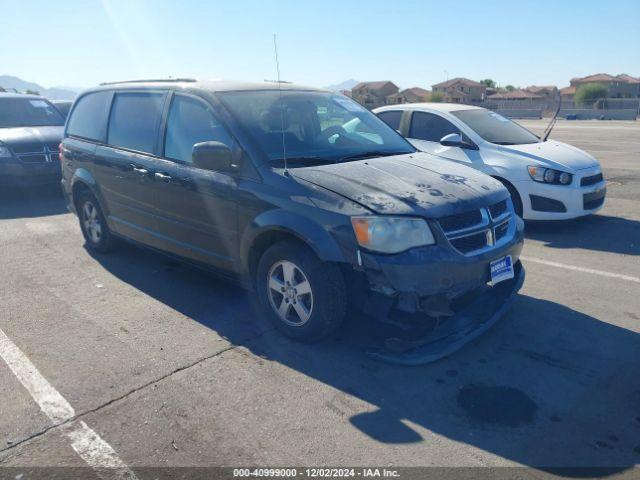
218;90;415;166
452;109;539;145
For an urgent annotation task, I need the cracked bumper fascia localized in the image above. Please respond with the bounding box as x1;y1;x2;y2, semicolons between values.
366;262;525;365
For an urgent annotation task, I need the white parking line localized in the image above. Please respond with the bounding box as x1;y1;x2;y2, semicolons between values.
0;328;138;479
521;256;640;283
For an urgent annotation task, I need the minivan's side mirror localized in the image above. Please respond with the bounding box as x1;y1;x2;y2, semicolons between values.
440;133;477;150
192;141;235;172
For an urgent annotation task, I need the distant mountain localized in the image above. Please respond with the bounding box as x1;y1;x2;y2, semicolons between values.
0;75;80;100
324;79;359;92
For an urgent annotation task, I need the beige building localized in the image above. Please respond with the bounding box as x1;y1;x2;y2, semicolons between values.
524;85;558;100
559;86;576;101
569;73;640;98
387;87;430;104
431;78;486;104
351;81;399;109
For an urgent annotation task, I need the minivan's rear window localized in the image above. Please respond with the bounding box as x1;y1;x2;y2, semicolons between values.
107;92;165;154
66;91;112;141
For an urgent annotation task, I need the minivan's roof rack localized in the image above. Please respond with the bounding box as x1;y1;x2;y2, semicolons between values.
99;78;197;86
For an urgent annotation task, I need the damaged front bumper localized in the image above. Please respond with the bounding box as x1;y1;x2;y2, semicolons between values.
350;219;525;365
365;262;524;365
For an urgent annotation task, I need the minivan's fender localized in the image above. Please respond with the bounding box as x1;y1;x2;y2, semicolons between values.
68;168;108;215
240;209;349;276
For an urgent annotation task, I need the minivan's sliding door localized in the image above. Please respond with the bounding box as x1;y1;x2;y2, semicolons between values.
93;91;167;246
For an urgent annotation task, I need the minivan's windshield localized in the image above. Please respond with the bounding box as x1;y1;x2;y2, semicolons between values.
0;97;65;128
218;90;415;167
451;109;539;145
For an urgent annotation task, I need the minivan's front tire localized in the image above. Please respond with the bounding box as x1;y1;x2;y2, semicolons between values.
256;240;347;342
77;191;116;253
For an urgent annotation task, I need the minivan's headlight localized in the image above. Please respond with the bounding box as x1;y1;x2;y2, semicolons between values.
0;145;13;158
527;165;573;185
351;216;435;254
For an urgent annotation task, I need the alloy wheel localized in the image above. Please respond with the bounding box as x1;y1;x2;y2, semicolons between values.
82;201;102;244
267;260;314;326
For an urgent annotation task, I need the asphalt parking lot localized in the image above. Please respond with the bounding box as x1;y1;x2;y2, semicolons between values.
0;120;639;477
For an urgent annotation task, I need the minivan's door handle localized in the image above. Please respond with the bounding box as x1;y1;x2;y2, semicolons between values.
154;172;172;183
132;166;148;175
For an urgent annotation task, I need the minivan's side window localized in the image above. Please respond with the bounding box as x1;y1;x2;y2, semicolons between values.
66;91;112;142
164;94;233;164
409;111;459;142
107;92;165;154
377;110;402;131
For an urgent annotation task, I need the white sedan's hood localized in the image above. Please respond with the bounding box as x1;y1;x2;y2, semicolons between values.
496;140;599;172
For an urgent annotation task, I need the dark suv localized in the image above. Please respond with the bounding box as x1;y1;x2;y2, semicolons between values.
0;93;65;187
61;80;525;364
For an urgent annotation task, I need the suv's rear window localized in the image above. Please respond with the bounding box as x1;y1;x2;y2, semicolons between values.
107;92;165;154
66;91;112;141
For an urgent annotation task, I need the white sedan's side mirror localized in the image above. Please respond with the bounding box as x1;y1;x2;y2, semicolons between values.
440;133;478;150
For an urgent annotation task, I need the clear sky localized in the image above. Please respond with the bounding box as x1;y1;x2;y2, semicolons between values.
1;0;638;90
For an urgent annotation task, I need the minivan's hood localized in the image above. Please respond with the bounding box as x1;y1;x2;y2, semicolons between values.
0;126;64;148
291;152;507;218
496;140;599;172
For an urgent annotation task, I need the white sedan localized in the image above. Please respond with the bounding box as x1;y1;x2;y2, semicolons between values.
373;103;606;220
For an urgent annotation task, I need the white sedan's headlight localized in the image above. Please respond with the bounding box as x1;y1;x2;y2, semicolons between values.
0;145;13;158
351;216;435;254
527;165;573;185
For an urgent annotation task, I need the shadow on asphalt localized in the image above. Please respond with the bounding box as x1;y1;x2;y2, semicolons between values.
0;186;68;219
88;241;640;477
525;214;640;256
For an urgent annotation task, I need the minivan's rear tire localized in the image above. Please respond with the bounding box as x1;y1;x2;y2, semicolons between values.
76;191;116;253
256;240;347;342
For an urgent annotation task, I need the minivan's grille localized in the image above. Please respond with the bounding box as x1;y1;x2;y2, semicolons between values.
450;232;487;253
438;209;482;233
20;154;48;164
438;199;514;256
580;173;603;187
12;143;59;164
488;199;508;219
495;221;510;241
11;143;42;154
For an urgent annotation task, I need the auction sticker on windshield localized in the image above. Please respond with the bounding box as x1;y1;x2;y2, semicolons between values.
490;255;514;285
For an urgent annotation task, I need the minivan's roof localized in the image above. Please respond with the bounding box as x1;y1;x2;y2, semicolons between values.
85;79;328;95
376;102;485;113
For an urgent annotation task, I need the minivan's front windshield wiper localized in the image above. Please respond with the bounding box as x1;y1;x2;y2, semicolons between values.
338;150;409;162
269;156;337;167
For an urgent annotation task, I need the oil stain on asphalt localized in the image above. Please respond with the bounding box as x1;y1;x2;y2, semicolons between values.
457;385;537;427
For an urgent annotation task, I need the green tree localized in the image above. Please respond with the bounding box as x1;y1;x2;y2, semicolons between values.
480;79;496;88
429;92;444;102
25;89;40;95
505;85;516;92
0;86;5;92
574;83;608;105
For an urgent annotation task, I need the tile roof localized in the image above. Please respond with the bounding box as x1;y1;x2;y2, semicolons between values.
525;85;558;93
571;73;617;83
352;81;397;91
432;77;484;88
559;86;576;95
